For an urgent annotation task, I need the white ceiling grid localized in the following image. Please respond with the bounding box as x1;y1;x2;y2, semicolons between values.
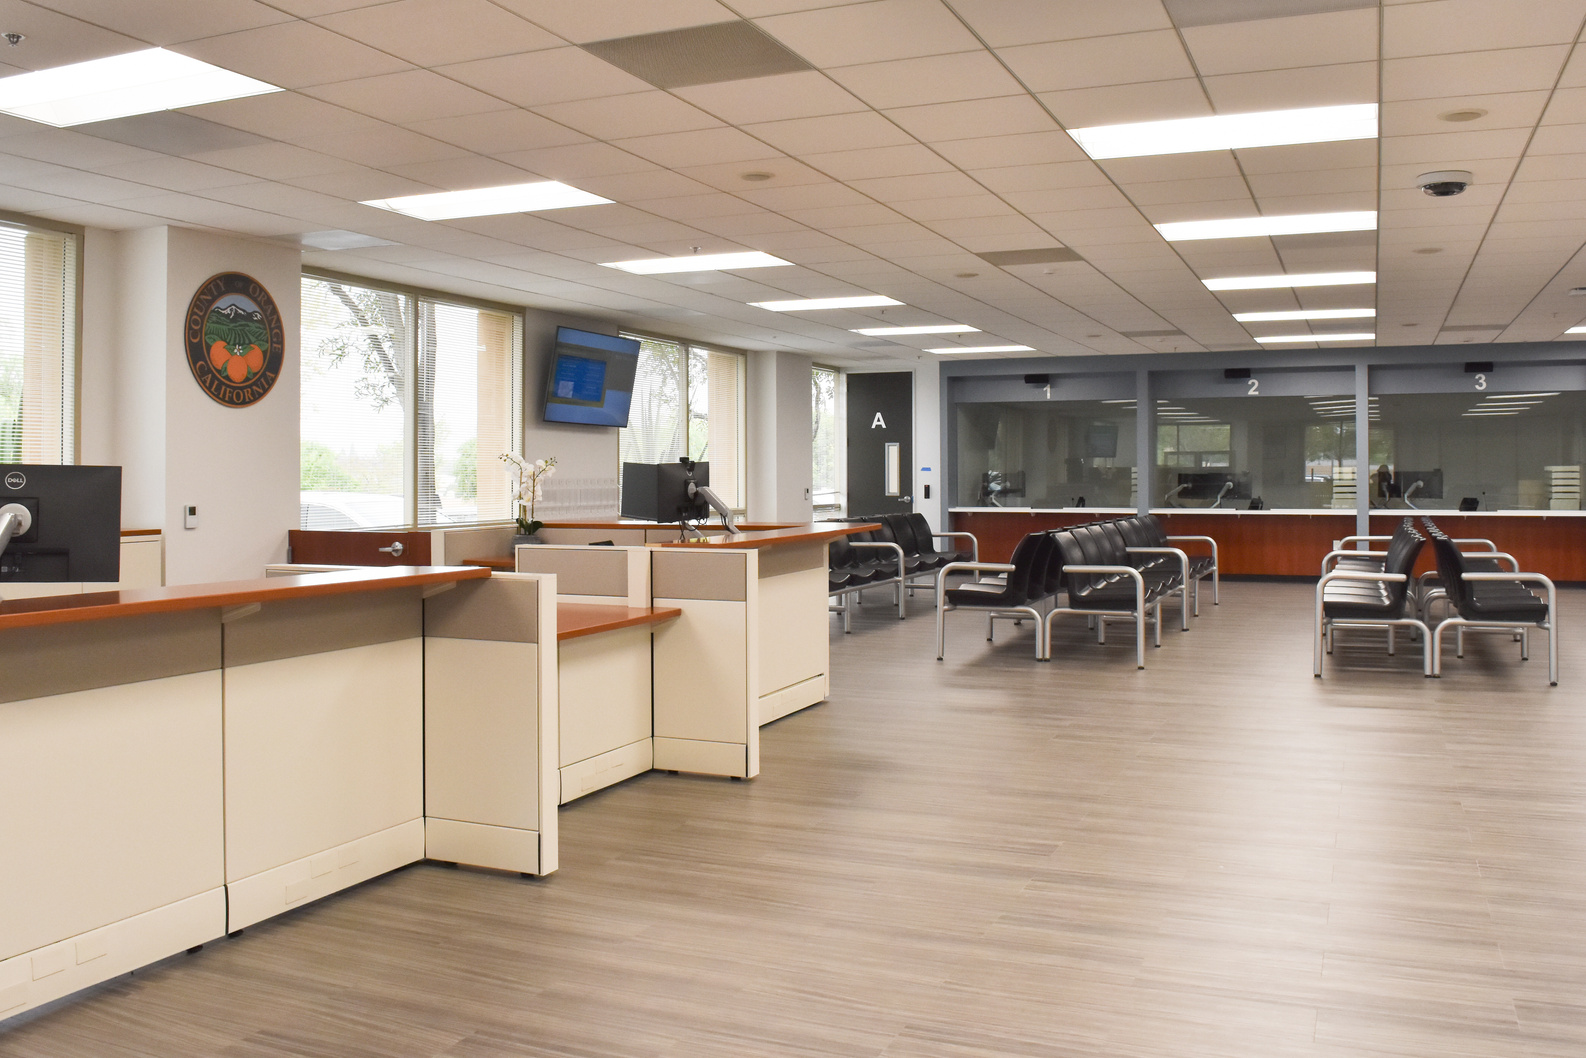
0;0;1578;362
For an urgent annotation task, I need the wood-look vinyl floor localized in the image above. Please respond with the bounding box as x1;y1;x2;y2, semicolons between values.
6;580;1586;1057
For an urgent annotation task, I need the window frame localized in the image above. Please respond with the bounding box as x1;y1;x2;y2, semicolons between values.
300;269;524;530
0;210;83;466
811;362;845;515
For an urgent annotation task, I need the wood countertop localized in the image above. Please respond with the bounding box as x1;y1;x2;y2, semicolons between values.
557;603;681;641
0;565;490;632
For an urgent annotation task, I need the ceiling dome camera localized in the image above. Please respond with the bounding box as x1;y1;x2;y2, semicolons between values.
1417;170;1474;197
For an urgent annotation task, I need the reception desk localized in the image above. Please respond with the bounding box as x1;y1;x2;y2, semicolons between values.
0;565;563;1022
950;507;1586;581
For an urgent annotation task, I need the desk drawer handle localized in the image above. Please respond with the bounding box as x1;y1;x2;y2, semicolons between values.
378;541;405;558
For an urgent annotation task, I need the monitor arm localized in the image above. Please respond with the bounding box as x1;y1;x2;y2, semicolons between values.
1211;480;1234;509
0;503;32;598
1162;483;1189;507
1404;479;1424;510
688;482;739;533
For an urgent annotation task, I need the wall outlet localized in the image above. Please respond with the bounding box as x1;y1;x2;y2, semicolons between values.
184;505;198;529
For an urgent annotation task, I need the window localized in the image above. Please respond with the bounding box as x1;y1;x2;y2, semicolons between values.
957;398;1138;508
618;334;745;509
812;365;842;512
300;275;521;529
0;220;78;465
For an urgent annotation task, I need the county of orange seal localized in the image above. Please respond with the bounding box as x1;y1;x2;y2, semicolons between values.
184;272;285;407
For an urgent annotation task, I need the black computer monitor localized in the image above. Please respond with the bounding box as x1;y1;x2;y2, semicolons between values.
1177;470;1252;500
620;460;710;522
1397;469;1443;500
0;464;121;582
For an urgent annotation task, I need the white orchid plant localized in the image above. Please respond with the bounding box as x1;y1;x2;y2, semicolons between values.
500;453;556;536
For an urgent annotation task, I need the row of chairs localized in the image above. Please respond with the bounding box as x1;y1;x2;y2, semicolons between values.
1315;517;1557;683
829;513;978;631
935;515;1219;669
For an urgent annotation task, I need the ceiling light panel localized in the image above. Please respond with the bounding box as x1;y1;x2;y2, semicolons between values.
1234;309;1376;321
1567;326;1586;334
851;325;979;336
926;345;1034;354
1157;211;1376;242
362;181;611;220
752;295;904;311
0;48;282;127
1069;104;1377;160
1255;332;1376;343
1203;271;1376;290
602;251;791;274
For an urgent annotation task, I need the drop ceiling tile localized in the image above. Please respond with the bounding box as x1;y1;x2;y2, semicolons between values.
1037;80;1212;130
0;129;162;169
1245;166;1378;198
672;71;867;124
491;0;736;43
201;180;351;215
930;131;1089;172
673;157;829;193
998;31;1195;94
783;202;907;228
625;192;764;221
611;127;783;170
177;21;414;89
313;0;562;66
923;214;1049;240
1382;47;1572;101
885;95;1058;142
534;91;722;140
1027;206;1147;232
283;167;437;200
1099;153;1245;184
175;92;373;147
1383;0;1586;57
739;181;872;211
803;144;954;181
295;126;464;168
438;47;653;108
969;161;1112;193
1005;186;1140;216
1526;123;1586;155
1181;8;1377;76
826;51;1025;111
890;194;1020;222
384;155;537;190
755;0;983;67
39;0;295;44
1201;62;1378;111
1125;175;1255;206
744;112;916;156
845;170;987;202
1235;139;1379;174
304;70;508;125
1513;152;1586;181
406;110;591;155
188;141;358;179
1383;91;1551;137
1380;126;1534;165
0;6;146;71
95;155;260;193
948;0;1171;48
33;201;166;228
495;142;659;181
1502;177;1586;203
577;169;718;202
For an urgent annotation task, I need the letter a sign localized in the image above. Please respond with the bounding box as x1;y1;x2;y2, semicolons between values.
871;412;887;429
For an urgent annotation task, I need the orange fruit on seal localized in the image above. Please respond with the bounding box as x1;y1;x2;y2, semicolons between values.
244;344;265;373
226;355;249;382
209;340;229;370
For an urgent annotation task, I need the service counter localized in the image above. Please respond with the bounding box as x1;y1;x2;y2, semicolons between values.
950;507;1586;581
0;565;564;1023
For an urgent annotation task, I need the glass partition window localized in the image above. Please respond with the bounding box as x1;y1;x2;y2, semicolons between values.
1372;390;1586;511
619;335;745;510
300;275;522;529
0;221;77;465
1153;395;1359;509
956;400;1138;508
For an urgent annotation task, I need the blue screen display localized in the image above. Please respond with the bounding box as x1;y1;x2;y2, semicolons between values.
552;354;607;404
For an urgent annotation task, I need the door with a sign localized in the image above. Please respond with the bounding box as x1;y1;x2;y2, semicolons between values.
845;371;913;518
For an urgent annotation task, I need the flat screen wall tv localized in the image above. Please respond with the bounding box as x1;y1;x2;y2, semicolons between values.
542;327;641;428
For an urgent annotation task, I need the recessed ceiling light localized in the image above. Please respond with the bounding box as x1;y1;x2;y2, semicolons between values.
1204;271;1376;291
1254;332;1376;343
1156;211;1376;242
363;181;610;220
1567;325;1586;334
1439;108;1487;122
0;47;282;126
925;345;1033;354
602;251;791;274
1068;103;1377;160
851;324;979;336
751;295;904;311
1234;308;1375;322
1484;392;1559;398
1476;402;1543;408
1463;411;1520;416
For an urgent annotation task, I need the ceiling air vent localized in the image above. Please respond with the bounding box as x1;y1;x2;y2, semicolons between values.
76;111;267;156
582;21;813;90
1121;329;1184;338
1441;324;1506;332
1164;0;1373;27
974;247;1083;267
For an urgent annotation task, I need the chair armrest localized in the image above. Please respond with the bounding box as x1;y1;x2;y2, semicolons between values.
1475;552;1521;571
1461;571;1557;613
933;531;978;561
1126;546;1190;576
850;540;905;576
1321;548;1387;574
1336;534;1392;550
1451;537;1498;551
1319;570;1408;587
939;560;1014;577
1165;535;1217;564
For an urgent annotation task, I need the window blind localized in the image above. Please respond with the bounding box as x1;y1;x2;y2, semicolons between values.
0;223;77;465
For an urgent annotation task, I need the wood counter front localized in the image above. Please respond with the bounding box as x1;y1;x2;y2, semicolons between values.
0;565;490;631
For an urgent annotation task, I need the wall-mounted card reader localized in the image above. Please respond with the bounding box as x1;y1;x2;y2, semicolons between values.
184;505;199;529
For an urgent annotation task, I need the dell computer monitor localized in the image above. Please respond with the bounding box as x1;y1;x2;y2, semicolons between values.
621;461;710;523
542;327;642;428
0;464;121;583
1178;470;1252;501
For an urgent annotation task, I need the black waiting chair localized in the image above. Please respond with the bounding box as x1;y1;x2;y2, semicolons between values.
1043;526;1170;669
1315;520;1430;677
1424;527;1557;685
934;531;1053;660
1138;514;1218;613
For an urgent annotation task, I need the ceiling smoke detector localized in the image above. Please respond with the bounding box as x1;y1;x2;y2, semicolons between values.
1417;170;1473;197
3;33;22;47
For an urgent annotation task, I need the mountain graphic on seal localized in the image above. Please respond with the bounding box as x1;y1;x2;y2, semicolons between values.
213;303;264;324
